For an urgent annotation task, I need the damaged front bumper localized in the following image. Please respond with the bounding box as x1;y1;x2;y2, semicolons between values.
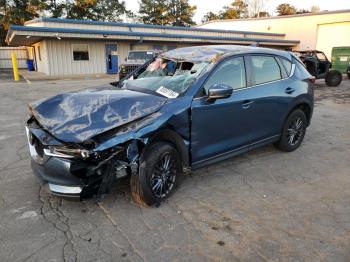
25;125;139;200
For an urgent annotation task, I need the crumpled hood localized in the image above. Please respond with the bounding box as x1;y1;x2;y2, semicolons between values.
30;86;166;143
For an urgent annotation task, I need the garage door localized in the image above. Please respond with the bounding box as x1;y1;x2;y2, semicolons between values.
316;22;350;59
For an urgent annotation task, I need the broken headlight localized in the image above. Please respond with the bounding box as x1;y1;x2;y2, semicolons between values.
45;146;90;159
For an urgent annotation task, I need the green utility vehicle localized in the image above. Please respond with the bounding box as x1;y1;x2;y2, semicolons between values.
331;47;350;79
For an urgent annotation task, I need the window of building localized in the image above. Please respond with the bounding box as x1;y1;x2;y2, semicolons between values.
251;56;281;85
203;57;246;94
72;44;89;61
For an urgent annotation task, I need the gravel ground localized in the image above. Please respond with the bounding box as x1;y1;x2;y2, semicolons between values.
0;76;349;262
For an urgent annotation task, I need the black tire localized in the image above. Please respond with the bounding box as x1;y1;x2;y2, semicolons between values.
130;142;182;206
275;109;307;152
325;70;342;87
347;73;350;80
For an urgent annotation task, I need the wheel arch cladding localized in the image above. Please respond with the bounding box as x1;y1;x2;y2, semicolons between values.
289;103;312;125
142;129;190;170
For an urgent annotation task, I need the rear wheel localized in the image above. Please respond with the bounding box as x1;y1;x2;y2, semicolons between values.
275;109;307;152
325;70;342;86
130;142;181;206
347;73;350;80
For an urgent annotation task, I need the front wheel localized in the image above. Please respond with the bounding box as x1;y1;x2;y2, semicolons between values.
325;70;342;87
275;109;307;152
130;142;182;206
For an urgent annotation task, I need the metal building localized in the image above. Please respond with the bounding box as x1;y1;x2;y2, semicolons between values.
6;17;299;76
0;47;28;69
198;9;350;59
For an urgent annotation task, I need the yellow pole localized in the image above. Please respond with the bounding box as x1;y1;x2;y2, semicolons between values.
11;53;19;81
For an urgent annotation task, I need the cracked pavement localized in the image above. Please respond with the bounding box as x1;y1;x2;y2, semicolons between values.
0;76;350;261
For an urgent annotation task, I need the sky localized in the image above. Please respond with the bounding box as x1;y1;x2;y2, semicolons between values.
125;0;350;24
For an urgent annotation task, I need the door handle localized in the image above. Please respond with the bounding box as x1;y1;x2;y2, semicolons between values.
285;87;295;94
242;100;254;109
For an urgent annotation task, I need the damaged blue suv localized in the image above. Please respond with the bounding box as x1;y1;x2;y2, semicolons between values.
26;45;314;206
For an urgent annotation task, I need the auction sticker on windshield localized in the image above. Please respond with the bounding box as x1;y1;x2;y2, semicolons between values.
156;86;179;98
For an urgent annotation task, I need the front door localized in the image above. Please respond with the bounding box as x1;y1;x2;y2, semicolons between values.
105;44;118;74
191;56;253;164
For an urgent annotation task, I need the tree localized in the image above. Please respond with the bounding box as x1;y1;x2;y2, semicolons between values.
219;0;248;19
44;0;67;18
276;3;296;16
201;11;219;23
246;0;267;18
167;0;196;26
296;9;310;14
66;0;129;22
0;0;132;45
200;0;249;22
138;0;168;25
0;0;44;45
138;0;196;26
253;11;270;18
311;5;320;13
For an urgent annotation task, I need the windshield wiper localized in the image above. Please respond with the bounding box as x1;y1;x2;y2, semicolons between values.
125;86;165;98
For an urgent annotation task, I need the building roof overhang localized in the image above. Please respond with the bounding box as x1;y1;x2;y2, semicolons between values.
6;25;300;47
25;17;286;37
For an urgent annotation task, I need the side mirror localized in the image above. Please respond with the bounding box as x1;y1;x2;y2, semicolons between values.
125;58;127;62
207;84;233;101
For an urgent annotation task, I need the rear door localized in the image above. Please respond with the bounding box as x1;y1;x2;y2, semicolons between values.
244;55;294;143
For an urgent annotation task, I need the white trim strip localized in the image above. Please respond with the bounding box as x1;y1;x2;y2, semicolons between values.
48;184;82;194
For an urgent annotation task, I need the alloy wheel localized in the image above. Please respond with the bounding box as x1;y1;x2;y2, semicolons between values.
150;152;176;198
286;116;304;146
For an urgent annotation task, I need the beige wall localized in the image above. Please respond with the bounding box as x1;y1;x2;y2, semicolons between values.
33;40;132;75
0;47;27;69
32;41;49;74
30;39;195;75
198;11;350;58
45;39;107;75
316;22;350;59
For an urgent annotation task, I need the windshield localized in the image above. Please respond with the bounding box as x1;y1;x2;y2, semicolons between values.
121;58;209;98
128;51;154;60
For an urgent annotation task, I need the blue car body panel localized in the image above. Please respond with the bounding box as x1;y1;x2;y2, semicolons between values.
26;45;314;198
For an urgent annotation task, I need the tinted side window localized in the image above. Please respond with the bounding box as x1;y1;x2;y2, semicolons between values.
204;57;246;93
280;58;292;76
251;56;281;85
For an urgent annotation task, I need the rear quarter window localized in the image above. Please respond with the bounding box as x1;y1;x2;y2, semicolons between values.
293;58;312;79
280;58;292;76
